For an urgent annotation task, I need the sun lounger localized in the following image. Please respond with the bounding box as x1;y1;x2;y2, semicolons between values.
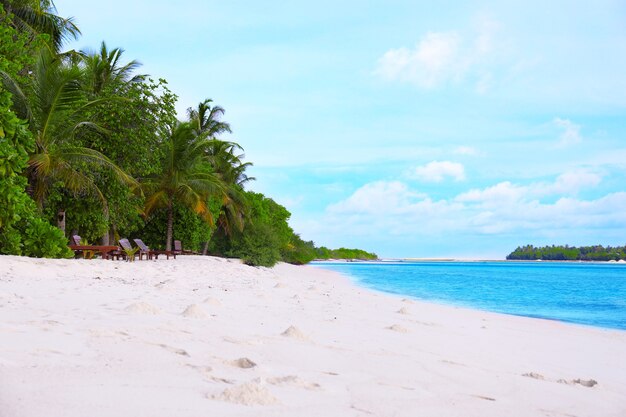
174;240;195;255
133;238;176;260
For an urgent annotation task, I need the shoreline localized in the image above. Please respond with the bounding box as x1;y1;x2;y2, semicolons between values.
1;255;625;416
312;263;626;333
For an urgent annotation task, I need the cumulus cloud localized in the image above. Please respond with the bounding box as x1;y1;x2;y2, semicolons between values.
458;169;602;204
375;32;462;88
328;181;426;215
374;17;500;90
554;117;582;146
320;169;616;239
408;161;466;182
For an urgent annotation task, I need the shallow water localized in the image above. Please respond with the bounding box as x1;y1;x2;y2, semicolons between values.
312;261;626;330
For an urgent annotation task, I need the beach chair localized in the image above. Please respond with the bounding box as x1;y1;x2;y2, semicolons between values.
69;235;83;258
115;238;136;261
133;238;176;260
174;240;194;255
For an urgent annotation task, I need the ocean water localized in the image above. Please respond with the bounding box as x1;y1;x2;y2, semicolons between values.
312;261;626;331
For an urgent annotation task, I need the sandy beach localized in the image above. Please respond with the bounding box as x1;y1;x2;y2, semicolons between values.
0;255;624;417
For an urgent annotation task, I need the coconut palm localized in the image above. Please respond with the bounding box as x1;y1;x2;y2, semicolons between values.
187;98;232;138
0;47;136;231
142;122;226;251
1;0;80;51
81;41;144;97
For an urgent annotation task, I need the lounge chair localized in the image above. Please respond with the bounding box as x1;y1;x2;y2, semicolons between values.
115;238;136;261
174;240;195;255
133;238;176;260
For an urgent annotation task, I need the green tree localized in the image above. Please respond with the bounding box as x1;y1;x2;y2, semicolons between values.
0;0;80;51
142;122;225;251
81;41;143;97
0;9;70;257
187;98;231;137
0;47;136;235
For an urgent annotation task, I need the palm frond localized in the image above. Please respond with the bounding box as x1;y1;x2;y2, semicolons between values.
0;70;32;121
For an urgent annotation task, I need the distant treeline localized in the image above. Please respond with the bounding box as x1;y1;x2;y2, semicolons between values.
315;247;378;260
507;245;626;261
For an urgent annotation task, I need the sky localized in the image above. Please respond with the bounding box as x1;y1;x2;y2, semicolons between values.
57;0;626;259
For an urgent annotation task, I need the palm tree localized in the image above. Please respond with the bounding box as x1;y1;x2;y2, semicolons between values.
81;41;144;97
187;99;231;138
142;122;226;251
0;47;136;232
204;139;254;237
1;0;80;51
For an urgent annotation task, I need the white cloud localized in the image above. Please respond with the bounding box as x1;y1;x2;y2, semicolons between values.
318;169;617;240
374;17;500;90
408;161;466;182
375;32;462;88
554;117;582;146
549;169;602;194
328;181;426;215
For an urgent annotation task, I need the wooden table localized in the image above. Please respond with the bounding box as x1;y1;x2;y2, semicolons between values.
68;245;121;260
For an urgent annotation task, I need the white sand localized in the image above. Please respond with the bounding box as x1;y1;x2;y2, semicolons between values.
0;255;625;417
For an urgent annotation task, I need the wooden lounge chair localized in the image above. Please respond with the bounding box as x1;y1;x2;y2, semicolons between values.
133;238;176;260
114;238;137;261
174;240;194;255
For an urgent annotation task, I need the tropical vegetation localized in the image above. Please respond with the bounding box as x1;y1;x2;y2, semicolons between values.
507;245;626;261
0;2;375;266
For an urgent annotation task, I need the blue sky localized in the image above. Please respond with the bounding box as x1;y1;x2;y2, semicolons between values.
58;0;626;258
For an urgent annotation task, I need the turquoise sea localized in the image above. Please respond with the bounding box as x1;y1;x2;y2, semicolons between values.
312;261;626;331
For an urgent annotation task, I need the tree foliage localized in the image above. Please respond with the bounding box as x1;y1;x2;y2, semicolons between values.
0;9;71;257
0;5;375;263
507;245;626;261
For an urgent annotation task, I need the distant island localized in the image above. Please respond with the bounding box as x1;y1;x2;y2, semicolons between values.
314;247;378;261
507;245;626;261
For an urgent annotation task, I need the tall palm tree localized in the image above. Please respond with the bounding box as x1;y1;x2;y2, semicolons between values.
81;41;144;97
0;47;136;231
1;0;80;51
142;122;226;251
187;98;232;138
203;139;254;236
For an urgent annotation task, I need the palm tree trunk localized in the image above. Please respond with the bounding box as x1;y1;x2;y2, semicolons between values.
57;209;66;235
166;199;174;251
101;200;110;245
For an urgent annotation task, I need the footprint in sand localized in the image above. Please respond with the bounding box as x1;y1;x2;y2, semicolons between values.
229;357;257;369
124;302;160;314
274;283;287;289
524;372;598;388
386;324;409;333
557;378;598;387
209;381;280;406
181;304;208;318
157;343;189;356
266;375;321;391
203;297;222;307
397;307;410;315
281;325;310;342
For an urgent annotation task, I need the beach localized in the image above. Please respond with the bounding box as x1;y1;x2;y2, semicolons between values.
0;255;625;417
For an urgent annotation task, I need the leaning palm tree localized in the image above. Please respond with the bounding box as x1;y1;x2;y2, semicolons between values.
1;0;80;51
81;41;144;97
142;122;226;251
0;47;136;232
